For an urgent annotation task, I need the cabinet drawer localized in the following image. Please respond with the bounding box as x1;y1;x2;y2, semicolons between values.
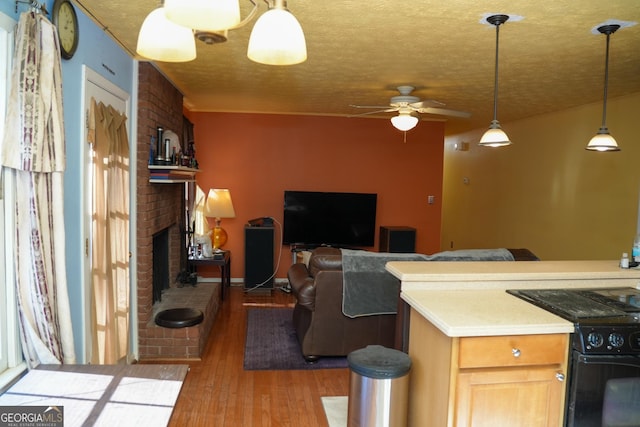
458;334;567;369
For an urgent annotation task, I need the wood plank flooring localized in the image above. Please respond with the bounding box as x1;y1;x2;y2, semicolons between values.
164;285;350;426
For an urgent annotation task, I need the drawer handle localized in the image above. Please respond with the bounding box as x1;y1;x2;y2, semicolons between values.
512;348;521;358
556;372;565;382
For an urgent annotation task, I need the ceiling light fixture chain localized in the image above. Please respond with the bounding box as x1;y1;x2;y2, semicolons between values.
489;14;507;129
479;13;512;148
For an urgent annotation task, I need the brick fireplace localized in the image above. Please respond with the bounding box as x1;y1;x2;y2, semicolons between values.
136;63;219;360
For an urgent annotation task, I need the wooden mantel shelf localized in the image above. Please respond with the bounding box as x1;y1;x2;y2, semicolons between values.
148;165;199;183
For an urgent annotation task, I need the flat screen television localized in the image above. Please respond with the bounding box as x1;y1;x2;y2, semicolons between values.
283;190;377;247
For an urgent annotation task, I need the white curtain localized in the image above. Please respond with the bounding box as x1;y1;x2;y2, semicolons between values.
87;98;130;364
0;12;76;367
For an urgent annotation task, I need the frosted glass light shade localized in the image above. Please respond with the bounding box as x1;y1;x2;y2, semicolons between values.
390;113;419;131
205;189;236;219
479;120;512;147
164;0;241;31
247;8;307;65
137;8;196;62
586;128;620;151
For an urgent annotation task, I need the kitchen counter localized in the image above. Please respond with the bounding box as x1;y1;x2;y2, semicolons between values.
388;260;640;426
401;289;573;337
387;260;640;337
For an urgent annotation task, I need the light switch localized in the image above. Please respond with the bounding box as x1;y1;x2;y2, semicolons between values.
428;195;435;204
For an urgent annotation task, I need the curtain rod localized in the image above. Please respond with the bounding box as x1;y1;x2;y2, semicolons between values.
15;0;48;15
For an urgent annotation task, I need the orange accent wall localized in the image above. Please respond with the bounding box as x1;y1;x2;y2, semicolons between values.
189;112;445;280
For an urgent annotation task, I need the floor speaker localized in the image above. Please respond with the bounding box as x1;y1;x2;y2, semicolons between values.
379;226;416;253
244;226;274;290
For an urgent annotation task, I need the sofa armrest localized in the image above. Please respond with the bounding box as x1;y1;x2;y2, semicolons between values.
507;248;540;261
288;263;316;310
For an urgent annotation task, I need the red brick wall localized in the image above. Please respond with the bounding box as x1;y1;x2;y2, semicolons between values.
136;62;185;358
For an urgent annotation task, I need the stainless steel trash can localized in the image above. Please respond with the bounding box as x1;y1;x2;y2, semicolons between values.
347;345;411;427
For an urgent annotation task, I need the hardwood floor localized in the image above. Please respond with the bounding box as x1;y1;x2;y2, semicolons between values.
166;285;350;426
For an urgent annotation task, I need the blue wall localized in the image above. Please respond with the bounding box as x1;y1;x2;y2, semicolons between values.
1;0;136;362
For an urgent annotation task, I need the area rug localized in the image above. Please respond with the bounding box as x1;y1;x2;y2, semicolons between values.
244;307;349;370
322;396;348;427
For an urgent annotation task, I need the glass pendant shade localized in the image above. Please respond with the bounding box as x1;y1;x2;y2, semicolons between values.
479;120;511;147
136;8;196;62
586;128;620;152
164;0;241;31
247;7;307;65
391;113;419;131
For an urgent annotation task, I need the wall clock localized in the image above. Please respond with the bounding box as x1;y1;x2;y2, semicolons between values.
52;0;79;59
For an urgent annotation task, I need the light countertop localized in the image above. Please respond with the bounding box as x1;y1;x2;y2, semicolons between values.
390;260;640;337
401;289;574;337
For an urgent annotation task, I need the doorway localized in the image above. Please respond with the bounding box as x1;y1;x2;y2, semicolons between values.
82;66;132;364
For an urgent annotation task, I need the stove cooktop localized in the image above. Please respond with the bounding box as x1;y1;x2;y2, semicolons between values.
506;287;640;322
507;287;640;354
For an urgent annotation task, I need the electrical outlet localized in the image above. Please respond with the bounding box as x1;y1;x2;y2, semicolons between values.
427;195;435;204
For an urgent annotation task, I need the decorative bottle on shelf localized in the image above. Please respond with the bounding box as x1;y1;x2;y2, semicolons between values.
621;253;629;269
633;234;640;262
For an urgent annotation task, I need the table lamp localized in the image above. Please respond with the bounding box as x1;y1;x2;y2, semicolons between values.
205;189;236;251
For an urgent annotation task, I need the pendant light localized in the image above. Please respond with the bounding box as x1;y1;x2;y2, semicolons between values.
479;14;511;148
164;0;241;32
136;7;197;62
585;24;621;152
247;0;307;65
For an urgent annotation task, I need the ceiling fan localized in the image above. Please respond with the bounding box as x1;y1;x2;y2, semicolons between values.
350;85;471;132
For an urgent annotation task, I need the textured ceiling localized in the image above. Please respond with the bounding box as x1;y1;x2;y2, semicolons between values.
74;0;640;135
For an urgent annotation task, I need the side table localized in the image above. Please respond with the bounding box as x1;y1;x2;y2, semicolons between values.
187;250;231;300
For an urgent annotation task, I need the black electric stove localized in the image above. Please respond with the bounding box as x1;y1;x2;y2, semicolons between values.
507;287;640;355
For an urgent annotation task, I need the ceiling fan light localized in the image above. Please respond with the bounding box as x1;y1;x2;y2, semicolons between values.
164;0;241;31
586;128;620;151
479;120;511;147
137;8;197;62
247;7;307;65
391;113;419;132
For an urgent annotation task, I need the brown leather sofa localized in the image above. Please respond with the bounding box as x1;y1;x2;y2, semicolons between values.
288;247;397;362
287;246;539;362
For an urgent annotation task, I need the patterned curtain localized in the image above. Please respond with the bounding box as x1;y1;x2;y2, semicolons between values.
87;98;130;364
0;12;76;367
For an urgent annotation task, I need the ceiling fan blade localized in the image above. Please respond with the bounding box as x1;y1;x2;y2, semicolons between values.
410;99;445;109
349;104;396;110
348;108;397;117
417;107;471;118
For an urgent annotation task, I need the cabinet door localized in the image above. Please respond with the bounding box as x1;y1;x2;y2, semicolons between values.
455;366;565;427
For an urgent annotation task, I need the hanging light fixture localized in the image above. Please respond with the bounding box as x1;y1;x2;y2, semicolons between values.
586;24;621;152
247;0;307;65
164;0;241;32
136;7;197;62
479;14;512;148
391;111;419;132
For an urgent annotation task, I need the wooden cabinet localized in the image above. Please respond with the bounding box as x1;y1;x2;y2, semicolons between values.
408;309;568;427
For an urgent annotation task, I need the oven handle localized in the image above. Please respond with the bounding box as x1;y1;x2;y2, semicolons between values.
577;353;640;367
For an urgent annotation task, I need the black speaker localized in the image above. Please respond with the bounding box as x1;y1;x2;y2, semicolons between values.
379;226;416;253
244;226;274;290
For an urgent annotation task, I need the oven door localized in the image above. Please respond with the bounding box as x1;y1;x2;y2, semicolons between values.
566;351;640;427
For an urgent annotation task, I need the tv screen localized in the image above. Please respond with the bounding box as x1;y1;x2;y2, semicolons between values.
283;190;377;247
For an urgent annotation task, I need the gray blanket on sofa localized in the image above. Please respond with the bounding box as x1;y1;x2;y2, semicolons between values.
340;248;515;318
